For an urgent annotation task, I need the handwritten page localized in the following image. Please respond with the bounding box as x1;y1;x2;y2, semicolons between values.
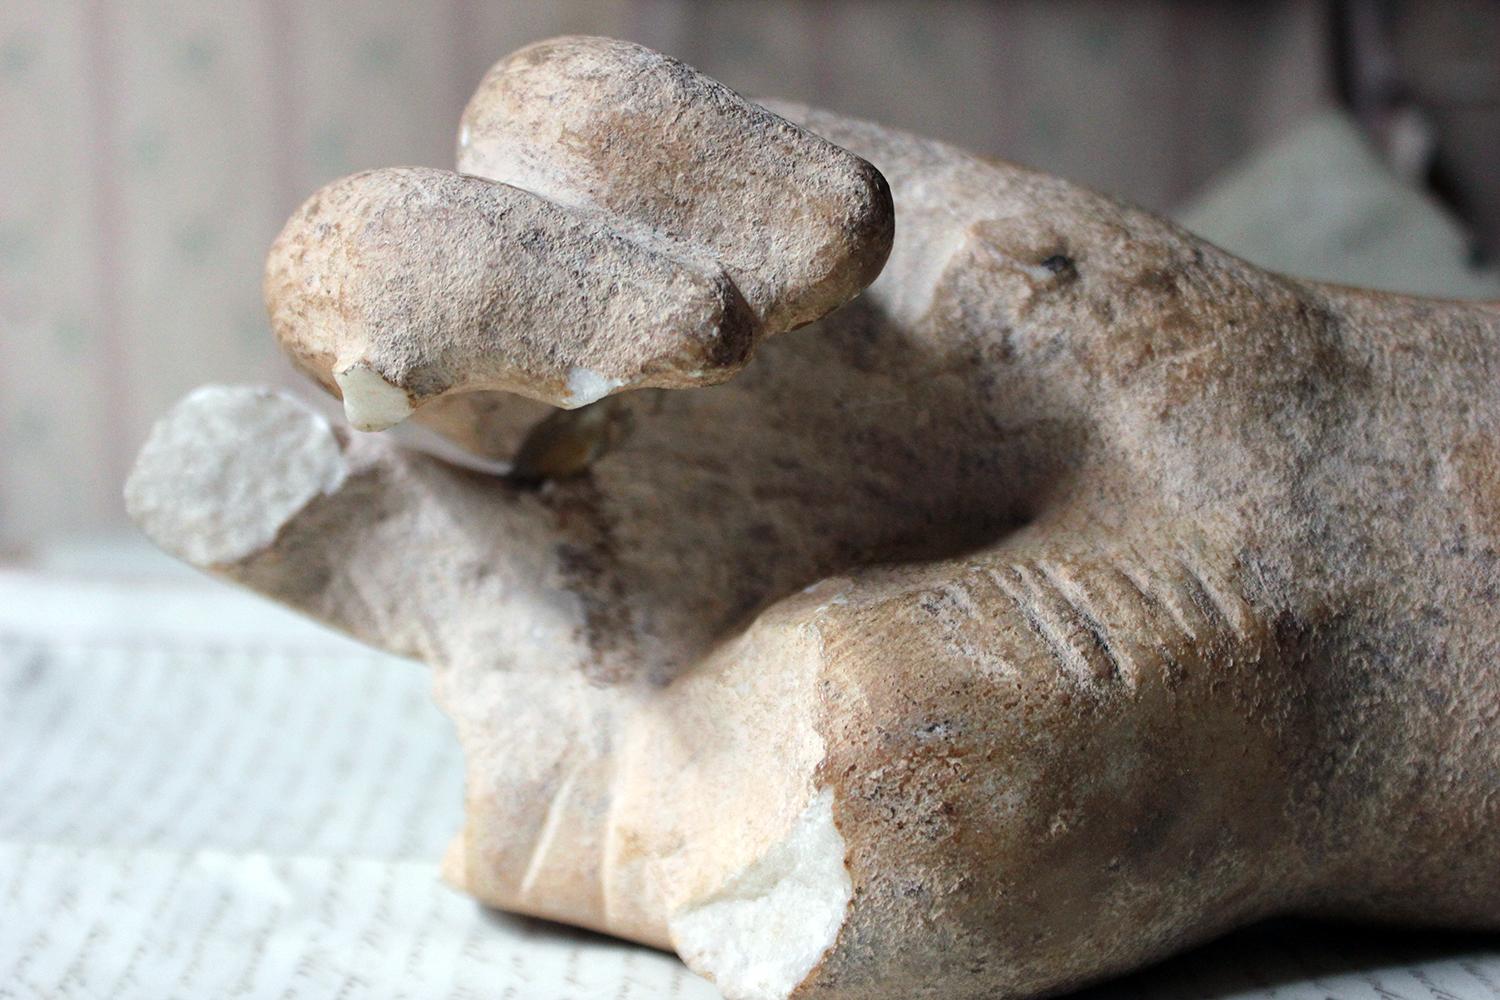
2;558;1497;998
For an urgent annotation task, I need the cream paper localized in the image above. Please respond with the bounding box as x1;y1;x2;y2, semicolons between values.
2;562;1497;999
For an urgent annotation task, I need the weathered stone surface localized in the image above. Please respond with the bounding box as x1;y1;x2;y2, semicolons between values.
129;36;1500;1000
266;35;892;439
265;166;758;424
459;36;894;335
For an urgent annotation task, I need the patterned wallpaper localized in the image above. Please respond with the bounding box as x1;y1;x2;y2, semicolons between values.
0;0;1330;550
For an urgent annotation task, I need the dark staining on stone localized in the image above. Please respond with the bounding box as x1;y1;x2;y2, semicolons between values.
508;399;632;488
1040;253;1076;278
916;719;954;740
549;496;637;683
707;280;758;368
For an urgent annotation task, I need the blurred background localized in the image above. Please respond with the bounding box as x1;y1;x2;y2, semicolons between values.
2;0;1498;554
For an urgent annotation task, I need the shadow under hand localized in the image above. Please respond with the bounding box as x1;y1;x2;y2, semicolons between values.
1068;919;1500;1000
475;904;722;997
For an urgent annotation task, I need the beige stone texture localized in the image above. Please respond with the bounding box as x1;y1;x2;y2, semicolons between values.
127;36;1500;1000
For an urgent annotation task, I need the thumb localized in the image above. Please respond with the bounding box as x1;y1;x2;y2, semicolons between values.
124;384;589;670
126;383;636;930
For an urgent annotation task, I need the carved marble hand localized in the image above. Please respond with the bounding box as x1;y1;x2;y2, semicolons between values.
126;37;1500;1000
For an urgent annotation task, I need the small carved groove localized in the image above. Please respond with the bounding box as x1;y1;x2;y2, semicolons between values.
986;564;1097;684
1171;552;1238;638
1173;550;1253;640
1036;561;1125;684
517;757;586;898
1120;560;1200;642
1109;562;1159;617
1105;560;1190;686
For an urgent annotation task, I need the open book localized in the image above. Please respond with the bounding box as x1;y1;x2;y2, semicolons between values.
3;551;1498;999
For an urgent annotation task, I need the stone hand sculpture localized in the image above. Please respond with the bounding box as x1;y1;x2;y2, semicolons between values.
126;36;1500;1000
